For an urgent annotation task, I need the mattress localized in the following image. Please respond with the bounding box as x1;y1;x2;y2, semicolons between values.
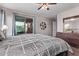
0;34;73;56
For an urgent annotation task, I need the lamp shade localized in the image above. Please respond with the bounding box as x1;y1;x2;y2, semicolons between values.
1;25;8;31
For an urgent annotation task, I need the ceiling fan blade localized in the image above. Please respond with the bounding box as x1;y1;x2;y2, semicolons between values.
38;5;43;10
37;3;56;5
38;7;41;10
48;3;56;5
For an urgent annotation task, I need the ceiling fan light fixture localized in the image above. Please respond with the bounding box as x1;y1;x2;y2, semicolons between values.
41;5;48;9
47;8;49;10
37;3;56;10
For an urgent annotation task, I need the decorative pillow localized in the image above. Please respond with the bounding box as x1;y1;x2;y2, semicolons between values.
0;30;5;40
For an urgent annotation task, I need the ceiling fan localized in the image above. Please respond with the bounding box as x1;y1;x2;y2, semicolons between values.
37;3;56;10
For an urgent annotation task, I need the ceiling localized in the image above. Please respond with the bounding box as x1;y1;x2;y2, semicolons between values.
0;3;79;19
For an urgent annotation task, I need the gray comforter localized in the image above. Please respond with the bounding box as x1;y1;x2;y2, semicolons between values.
0;34;73;56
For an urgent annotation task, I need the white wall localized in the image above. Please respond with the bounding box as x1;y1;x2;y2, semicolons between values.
5;9;14;36
3;8;52;36
57;6;79;32
52;20;57;36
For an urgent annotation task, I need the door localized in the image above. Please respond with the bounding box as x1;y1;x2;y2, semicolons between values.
14;15;33;35
15;16;25;35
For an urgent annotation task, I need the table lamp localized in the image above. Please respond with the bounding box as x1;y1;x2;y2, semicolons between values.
1;25;8;38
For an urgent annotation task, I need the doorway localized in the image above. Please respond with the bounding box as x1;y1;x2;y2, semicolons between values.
25;18;33;33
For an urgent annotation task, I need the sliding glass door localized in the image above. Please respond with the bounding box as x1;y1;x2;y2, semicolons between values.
15;16;25;35
14;15;33;35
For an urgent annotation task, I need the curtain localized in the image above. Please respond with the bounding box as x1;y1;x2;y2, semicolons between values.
0;9;5;29
0;9;2;28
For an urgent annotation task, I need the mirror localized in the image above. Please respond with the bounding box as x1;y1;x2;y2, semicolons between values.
63;15;79;33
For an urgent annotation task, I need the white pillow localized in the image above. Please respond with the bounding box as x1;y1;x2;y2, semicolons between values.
0;30;5;40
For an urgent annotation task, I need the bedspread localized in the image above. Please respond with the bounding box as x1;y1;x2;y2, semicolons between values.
0;34;73;56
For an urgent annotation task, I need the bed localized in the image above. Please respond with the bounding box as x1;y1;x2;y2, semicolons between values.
0;34;73;56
